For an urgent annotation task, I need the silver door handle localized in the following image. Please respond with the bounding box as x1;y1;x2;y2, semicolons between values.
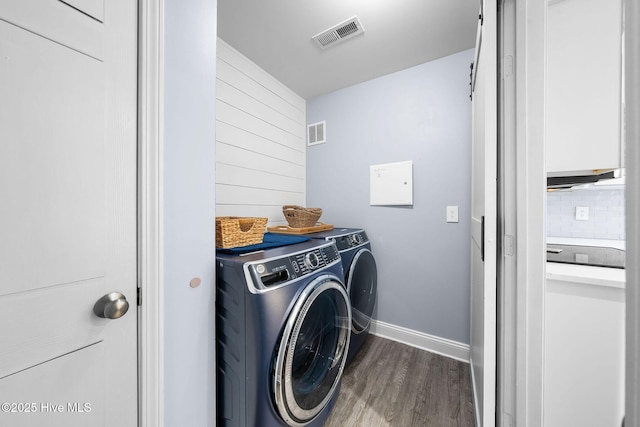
93;292;130;319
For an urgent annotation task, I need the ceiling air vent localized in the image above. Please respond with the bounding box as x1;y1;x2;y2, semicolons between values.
312;16;364;49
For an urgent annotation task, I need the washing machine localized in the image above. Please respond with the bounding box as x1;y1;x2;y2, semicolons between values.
285;228;377;364
216;239;351;427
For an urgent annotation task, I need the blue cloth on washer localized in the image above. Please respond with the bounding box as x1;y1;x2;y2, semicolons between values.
216;232;310;254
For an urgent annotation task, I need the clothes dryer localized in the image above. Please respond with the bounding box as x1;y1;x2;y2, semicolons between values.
216;239;351;427
286;228;377;364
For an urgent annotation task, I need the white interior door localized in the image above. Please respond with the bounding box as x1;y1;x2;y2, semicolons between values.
470;0;497;426
0;1;138;426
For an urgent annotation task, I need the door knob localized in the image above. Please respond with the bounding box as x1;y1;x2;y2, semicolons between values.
93;292;130;319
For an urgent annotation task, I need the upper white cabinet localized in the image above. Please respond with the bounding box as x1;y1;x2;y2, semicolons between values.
546;0;623;176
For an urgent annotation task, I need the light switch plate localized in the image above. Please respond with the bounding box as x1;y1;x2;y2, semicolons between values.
575;206;589;221
446;206;459;223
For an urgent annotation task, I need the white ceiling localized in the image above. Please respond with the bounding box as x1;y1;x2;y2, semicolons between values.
217;0;480;100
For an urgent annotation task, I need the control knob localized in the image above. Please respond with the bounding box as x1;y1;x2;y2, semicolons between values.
304;252;320;270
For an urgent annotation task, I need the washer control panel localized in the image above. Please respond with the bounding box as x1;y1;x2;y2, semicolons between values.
332;230;369;251
249;243;340;289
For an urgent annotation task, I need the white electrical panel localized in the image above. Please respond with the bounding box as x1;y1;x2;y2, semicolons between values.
369;160;413;206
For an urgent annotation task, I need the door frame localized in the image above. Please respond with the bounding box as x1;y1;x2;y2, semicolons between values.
513;1;547;424
502;3;640;427
138;1;164;426
498;0;546;426
625;0;640;424
496;1;517;425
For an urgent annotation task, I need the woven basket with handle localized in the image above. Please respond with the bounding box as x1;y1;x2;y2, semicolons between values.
216;216;268;248
282;205;322;228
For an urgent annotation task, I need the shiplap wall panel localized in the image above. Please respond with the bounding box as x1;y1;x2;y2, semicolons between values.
216;122;304;166
216;184;302;208
216;143;304;183
217;40;305;113
217;60;304;125
215;163;305;193
215;204;286;224
216;38;306;225
217;81;303;138
216;102;302;153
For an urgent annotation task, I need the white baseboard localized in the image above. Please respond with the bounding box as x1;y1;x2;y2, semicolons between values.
368;319;470;363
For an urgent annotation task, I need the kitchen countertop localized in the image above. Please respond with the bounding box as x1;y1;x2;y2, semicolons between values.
546;237;626;289
546;262;625;289
546;236;625;250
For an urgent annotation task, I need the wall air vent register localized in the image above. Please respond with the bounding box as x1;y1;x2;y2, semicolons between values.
307;121;326;146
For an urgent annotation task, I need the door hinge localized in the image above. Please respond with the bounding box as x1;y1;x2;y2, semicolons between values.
137;287;142;306
502;55;513;79
503;234;515;257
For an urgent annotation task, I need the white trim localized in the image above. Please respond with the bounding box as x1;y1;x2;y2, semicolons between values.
497;1;518;426
138;1;164;426
626;0;640;423
369;319;470;363
470;356;483;427
514;1;547;426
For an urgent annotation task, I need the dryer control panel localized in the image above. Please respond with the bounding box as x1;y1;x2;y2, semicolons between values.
247;243;341;290
331;230;369;251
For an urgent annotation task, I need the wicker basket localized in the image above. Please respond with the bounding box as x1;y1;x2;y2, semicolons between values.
216;217;268;248
282;205;322;228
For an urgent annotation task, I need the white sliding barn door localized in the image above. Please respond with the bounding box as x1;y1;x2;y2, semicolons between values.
470;0;497;426
0;1;138;426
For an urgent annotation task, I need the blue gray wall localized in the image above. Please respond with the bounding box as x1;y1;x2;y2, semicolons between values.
306;49;473;344
164;0;217;425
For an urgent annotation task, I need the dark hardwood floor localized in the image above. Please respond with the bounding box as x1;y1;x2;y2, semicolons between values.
324;335;475;427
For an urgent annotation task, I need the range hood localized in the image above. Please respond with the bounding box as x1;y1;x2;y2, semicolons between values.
547;167;625;189
547;170;617;189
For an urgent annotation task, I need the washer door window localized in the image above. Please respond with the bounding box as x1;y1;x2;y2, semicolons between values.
347;249;378;334
273;276;351;426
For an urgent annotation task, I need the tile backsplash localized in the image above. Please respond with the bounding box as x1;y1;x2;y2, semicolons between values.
546;186;625;241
